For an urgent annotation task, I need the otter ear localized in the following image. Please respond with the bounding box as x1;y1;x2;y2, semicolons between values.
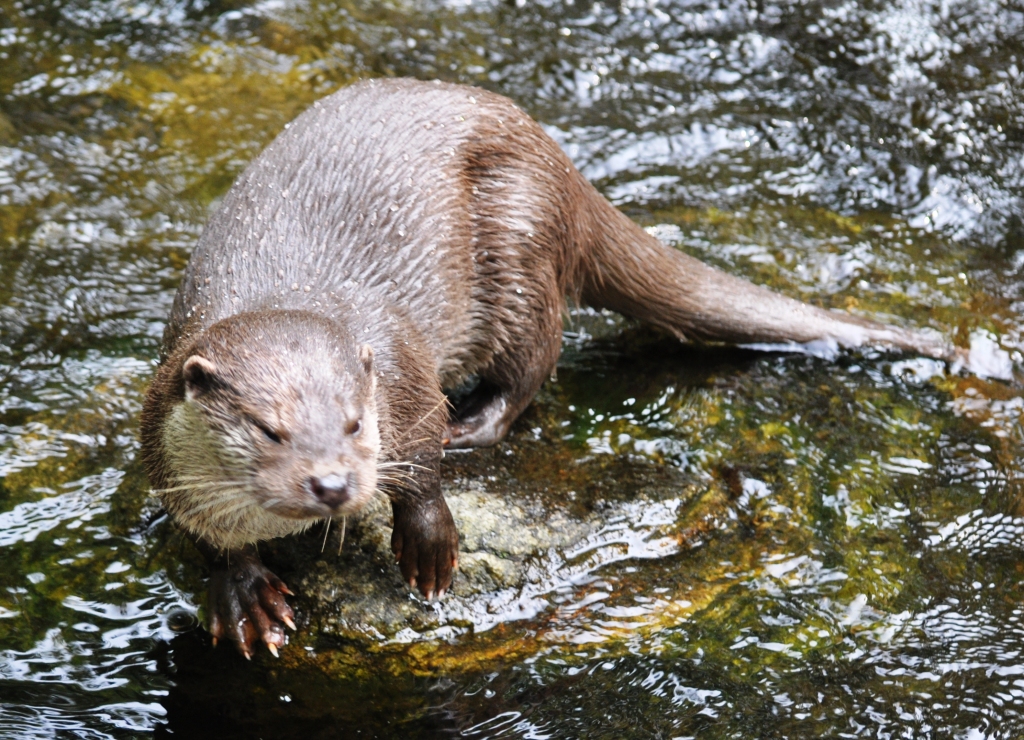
182;355;219;400
358;344;374;376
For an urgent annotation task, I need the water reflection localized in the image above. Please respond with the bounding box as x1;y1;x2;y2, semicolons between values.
1;0;1023;737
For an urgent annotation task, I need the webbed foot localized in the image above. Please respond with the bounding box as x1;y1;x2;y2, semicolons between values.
206;547;296;659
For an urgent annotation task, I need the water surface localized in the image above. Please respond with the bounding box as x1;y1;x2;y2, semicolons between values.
1;0;1023;737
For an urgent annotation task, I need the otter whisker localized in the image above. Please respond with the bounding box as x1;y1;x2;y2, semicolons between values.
375;470;417;480
337;516;346;555
394;395;451;442
170;473;251;485
374;472;423;486
169;473;242;482
206;499;248;520
374;473;414;483
165;476;251;487
186;491;252;515
375;461;419;469
320;518;331;553
153;482;226;494
377;461;432;472
153;480;249;495
396;436;432;447
375;475;415;487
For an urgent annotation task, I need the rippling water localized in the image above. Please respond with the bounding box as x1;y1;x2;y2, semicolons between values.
1;0;1023;737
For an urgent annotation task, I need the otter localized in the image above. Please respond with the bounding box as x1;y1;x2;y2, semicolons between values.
140;78;956;658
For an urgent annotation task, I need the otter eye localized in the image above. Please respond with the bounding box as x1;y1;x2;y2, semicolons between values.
250;417;283;444
345;419;362;436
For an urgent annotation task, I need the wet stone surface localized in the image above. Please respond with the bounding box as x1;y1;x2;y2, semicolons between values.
293;443;708;643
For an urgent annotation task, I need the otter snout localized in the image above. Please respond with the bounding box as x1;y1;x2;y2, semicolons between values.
307;472;354;509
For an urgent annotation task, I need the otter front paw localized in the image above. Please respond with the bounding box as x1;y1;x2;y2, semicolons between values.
207;552;296;659
391;497;459;600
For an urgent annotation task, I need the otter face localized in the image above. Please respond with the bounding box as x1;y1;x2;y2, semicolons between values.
158;313;381;550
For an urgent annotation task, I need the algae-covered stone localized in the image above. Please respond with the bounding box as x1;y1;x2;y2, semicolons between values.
288;443;736;653
295;472;604;642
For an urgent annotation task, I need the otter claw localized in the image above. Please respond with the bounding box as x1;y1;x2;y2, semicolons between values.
391;497;459;601
207;547;296;659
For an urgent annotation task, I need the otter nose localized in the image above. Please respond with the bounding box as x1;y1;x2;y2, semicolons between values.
308;473;351;509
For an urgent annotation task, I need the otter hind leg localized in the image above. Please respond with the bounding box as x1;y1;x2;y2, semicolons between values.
446;311;562;449
445;379;511;448
445;374;542;449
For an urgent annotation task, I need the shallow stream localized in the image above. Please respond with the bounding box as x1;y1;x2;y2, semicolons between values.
2;0;1024;737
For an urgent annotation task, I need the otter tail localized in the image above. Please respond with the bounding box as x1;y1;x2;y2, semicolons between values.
578;196;959;362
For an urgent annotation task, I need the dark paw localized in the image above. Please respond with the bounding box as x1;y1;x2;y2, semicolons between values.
391;497;459;599
207;552;296;659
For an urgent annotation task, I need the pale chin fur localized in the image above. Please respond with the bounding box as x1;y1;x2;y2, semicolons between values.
158;401;380;551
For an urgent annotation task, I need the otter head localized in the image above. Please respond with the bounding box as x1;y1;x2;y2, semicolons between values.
159;310;380;549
